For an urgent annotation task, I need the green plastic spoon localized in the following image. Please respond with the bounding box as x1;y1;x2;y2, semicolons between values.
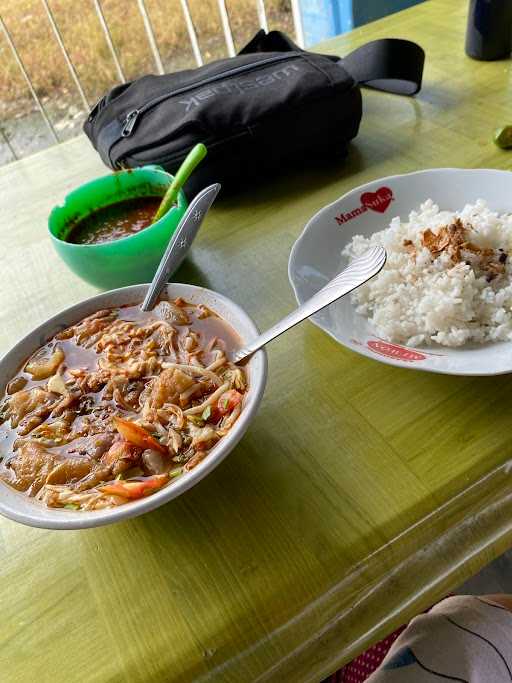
152;143;207;223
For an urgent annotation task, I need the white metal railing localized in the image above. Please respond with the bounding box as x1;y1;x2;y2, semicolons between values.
290;0;305;48
0;0;304;162
0;14;58;153
217;0;236;57
0;126;16;160
41;0;91;109
93;0;125;83
255;0;269;32
136;0;165;74
179;0;204;67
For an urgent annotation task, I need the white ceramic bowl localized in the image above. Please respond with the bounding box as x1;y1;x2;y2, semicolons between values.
289;168;512;376
0;284;267;529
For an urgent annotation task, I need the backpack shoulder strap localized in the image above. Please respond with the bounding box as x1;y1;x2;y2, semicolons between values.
239;31;424;96
341;38;425;95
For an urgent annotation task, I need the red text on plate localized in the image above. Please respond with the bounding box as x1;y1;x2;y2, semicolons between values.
334;187;394;225
367;340;426;362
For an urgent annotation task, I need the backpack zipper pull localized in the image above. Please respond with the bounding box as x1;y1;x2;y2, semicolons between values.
121;109;140;137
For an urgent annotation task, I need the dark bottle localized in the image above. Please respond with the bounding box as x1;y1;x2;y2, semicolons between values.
465;0;512;60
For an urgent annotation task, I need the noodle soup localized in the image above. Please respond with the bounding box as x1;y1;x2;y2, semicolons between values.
0;299;247;511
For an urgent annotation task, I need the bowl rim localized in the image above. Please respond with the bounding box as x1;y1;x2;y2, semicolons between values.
0;283;267;529
288;167;512;377
48;166;187;249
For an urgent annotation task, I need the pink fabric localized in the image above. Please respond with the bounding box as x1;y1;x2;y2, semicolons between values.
330;626;406;682
328;597;452;682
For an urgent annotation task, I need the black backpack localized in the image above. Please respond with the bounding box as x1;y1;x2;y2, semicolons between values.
84;30;424;195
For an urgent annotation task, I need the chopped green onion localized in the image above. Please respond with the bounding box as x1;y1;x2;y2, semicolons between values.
223;399;229;410
64;503;79;510
201;405;211;421
115;473;124;480
169;467;183;478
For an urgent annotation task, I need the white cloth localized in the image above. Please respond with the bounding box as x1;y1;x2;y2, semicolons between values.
368;596;512;682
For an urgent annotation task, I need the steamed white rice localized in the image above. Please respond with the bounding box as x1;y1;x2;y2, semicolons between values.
343;199;512;347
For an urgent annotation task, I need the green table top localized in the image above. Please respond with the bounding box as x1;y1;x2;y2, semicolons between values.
3;1;512;680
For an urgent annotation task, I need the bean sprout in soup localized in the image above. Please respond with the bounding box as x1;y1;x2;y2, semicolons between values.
0;299;247;511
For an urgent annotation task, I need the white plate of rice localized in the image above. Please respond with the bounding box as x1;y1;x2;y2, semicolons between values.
288;168;512;375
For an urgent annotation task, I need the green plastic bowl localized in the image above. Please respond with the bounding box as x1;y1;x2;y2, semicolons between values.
48;165;187;290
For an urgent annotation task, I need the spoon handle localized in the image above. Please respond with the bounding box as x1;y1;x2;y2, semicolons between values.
141;183;221;312
231;246;386;364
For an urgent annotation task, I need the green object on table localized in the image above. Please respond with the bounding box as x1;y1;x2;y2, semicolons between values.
48;165;187;290
5;2;512;682
152;143;207;224
494;126;512;149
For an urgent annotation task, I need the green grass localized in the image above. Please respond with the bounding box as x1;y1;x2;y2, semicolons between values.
0;0;293;116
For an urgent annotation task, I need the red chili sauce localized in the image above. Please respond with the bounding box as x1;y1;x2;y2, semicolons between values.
67;196;162;245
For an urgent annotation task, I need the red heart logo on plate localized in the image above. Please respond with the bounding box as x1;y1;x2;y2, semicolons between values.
361;187;394;213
